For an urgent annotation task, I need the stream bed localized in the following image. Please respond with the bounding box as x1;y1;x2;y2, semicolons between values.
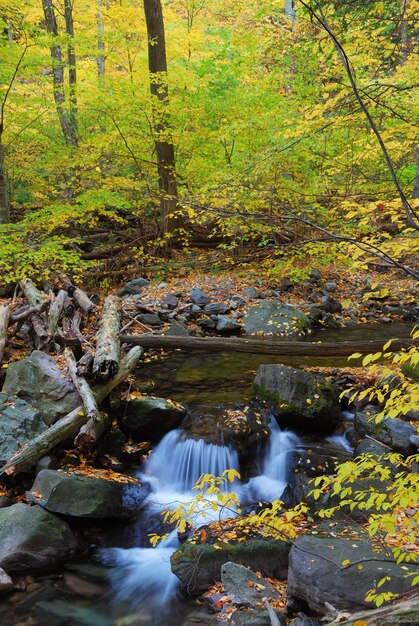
1;323;414;626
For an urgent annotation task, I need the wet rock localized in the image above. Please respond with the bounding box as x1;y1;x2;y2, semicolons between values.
221;562;280;608
0;393;47;465
231;296;247;307
121;395;186;441
161;295;178;309
35;600;110;626
3;351;81;426
216;315;241;333
254;365;341;432
204;302;230;315
289;614;317;626
354;412;416;455
325;282;337;292
243;300;311;336
0;567;13;593
171;535;290;595
0;503;78;572
137;313;162;327
244;287;261;300
353;438;390;459
318;297;342;314
287;527;418;613
230;609;287;626
190;287;210;306
164;321;190;336
0;496;11;508
28;469;150;518
197;318;216;330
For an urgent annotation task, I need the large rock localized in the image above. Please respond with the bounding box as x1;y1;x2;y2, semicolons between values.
254;365;341;432
0;393;47;465
0;503;78;572
28;470;150;519
3;351;80;425
221;562;280;607
120;394;186;441
287;527;418;613
171;535;290;595
354;412;417;455
243;300;311;336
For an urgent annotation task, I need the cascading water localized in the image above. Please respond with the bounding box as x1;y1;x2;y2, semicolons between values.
101;429;240;622
240;417;301;503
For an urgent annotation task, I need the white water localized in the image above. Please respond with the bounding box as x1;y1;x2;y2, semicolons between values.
325;434;353;453
240;418;301;503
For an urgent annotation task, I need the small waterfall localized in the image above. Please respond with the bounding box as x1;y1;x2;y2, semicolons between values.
326;434;353;453
241;418;300;503
146;429;240;492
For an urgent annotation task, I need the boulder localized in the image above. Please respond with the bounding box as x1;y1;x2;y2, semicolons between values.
216;316;241;333
287;527;418;613
243;300;311;336
221;562;280;607
254;365;341;432
0;393;47;465
0;567;13;593
0;503;78;572
171;536;291;595
190;288;210;306
230;609;286;626
181;403;269;459
3;351;80;425
204;303;230;315
28;469;150;519
121;394;186;441
354;412;417;455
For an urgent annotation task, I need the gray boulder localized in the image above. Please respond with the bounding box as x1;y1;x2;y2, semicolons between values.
171;535;290;595
216;316;241;333
287;529;418;613
28;469;150;518
243;300;311;336
221;562;280;608
190;287;210;306
121;395;186;441
204;302;230;315
3;351;80;425
254;365;341;431
354;412;416;455
0;503;78;572
0;393;47;465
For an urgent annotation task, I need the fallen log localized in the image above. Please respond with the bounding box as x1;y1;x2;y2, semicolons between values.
19;278;49;348
77;348;94;376
64;348;108;450
59;275;96;314
19;278;47;307
0;303;10;363
93;295;121;381
0;346;143;476
8;303;48;327
47;289;68;337
325;589;419;626
120;333;417;357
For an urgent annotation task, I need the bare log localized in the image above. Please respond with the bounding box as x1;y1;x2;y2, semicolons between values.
0;303;10;363
8;303;48;327
59;275;96;314
0;346;143;475
93;295;121;381
19;278;47;307
64;347;108;450
47;289;68;337
77;348;94;376
325;590;419;626
120;333;417;357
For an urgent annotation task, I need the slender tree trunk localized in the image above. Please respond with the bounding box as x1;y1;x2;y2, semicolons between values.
413;151;419;199
64;0;78;140
143;0;180;236
42;0;78;147
285;0;296;21
0;144;10;224
96;0;105;79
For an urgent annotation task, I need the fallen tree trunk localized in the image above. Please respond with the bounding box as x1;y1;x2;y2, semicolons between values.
93;295;121;381
8;303;48;327
64;348;108;449
0;346;143;476
120;334;417;357
325;589;419;626
59;275;96;314
19;278;49;348
19;278;46;307
47;289;68;337
0;303;10;363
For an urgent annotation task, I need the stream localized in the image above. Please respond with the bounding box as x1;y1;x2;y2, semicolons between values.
3;323;414;626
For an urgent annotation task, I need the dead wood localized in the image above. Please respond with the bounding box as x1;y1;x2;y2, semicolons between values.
120;333;417;357
0;346;143;476
0;303;10;363
47;289;68;337
58;275;96;314
93;295;121;381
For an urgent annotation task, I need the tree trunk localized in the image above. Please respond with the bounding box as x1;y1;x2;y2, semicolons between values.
412;150;419;199
64;0;78;140
42;0;78;147
285;0;296;21
0;303;10;363
143;0;180;236
93;295;121;381
0;144;10;224
120;333;417;357
96;0;105;79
